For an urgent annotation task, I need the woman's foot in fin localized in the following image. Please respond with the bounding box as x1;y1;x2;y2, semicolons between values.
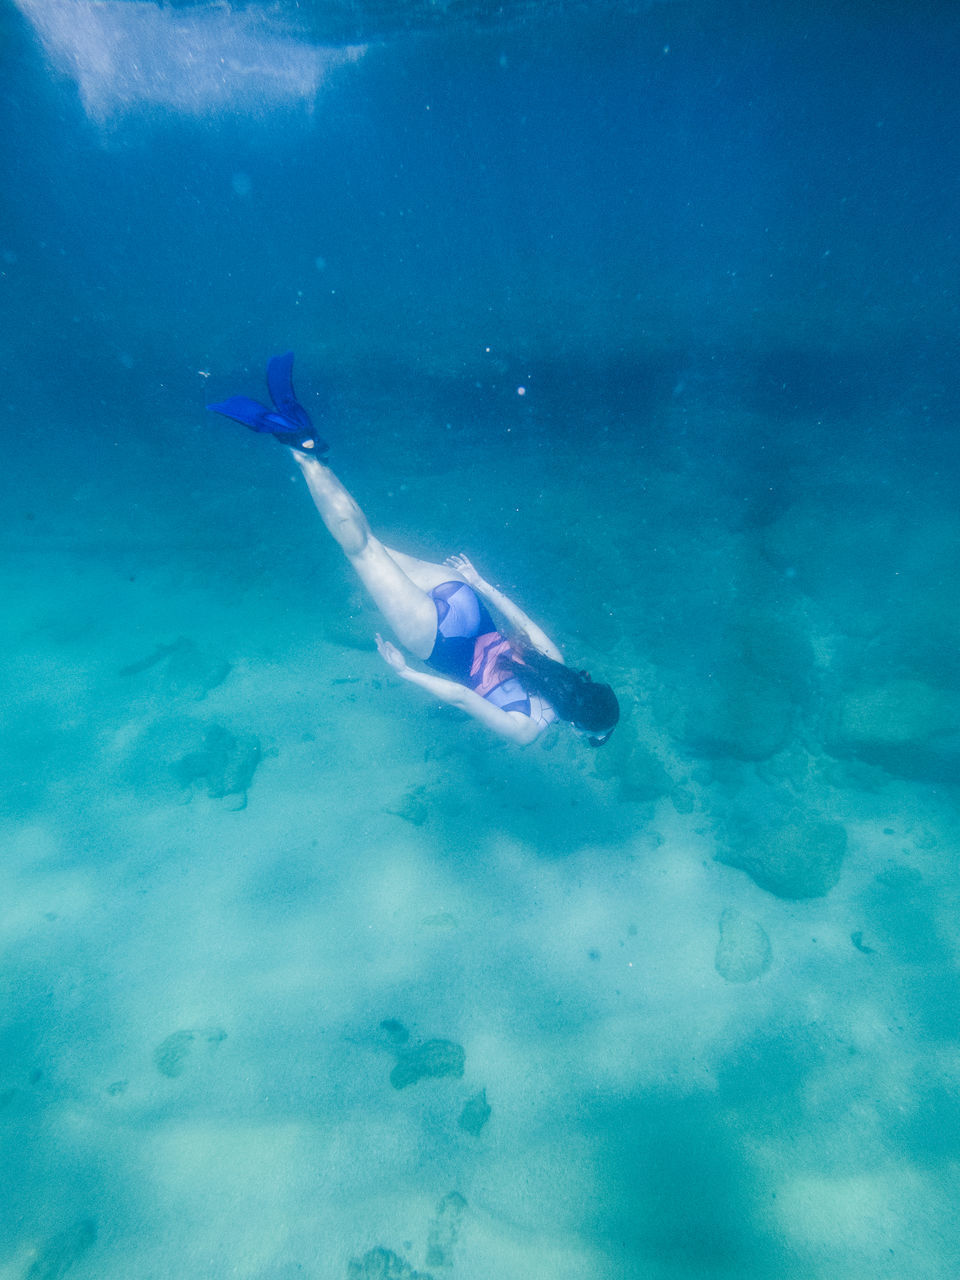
273;429;328;457
206;352;328;455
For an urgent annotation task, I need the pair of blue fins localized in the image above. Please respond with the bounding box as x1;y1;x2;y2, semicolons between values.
207;351;327;456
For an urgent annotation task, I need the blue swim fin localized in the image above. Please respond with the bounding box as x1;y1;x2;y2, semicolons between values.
205;395;291;434
207;352;327;454
267;351;314;434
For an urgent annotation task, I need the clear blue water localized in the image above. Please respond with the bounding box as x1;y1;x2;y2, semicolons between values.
2;1;960;1276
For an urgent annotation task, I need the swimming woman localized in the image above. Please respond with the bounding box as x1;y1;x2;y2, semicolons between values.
208;353;619;747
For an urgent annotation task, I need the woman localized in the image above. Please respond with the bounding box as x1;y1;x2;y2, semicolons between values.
209;353;619;747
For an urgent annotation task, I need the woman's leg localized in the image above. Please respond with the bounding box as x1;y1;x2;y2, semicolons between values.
383;546;465;593
294;453;438;659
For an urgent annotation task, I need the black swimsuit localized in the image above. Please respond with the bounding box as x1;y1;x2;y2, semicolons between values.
425;581;531;715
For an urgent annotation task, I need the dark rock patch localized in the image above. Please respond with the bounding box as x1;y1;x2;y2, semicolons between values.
824;679;960;784
717;812;846;899
425;1191;467;1269
379;1019;410;1047
153;1027;227;1078
347;1246;433;1280
120;637;231;700
594;728;673;803
715;909;772;982
171;724;261;805
458;1089;491;1136
390;1039;465;1090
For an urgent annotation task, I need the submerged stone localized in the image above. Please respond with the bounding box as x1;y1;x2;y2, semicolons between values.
864;864;944;965
421;912;457;930
379;1019;410;1047
171;724;261;803
664;614;812;763
425;1191;467;1269
825;679;960;783
346;1247;433;1280
593;730;673;803
458;1089;491;1136
120;637;231;700
162;641;232;700
677;669;795;761
153;1027;227;1078
389;1039;465;1090
715;908;772;982
153;1030;196;1078
717;814;846;899
386;785;430;825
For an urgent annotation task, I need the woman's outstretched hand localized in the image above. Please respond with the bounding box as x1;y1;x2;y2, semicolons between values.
445;553;484;589
375;633;408;675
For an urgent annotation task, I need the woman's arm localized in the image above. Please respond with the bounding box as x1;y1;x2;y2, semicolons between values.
375;635;542;745
445;554;564;664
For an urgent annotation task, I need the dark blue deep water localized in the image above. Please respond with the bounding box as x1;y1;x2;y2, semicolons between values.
2;2;960;1276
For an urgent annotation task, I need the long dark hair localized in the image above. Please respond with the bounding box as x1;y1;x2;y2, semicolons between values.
505;643;619;740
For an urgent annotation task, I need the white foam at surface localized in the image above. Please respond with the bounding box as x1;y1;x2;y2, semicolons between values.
13;0;365;121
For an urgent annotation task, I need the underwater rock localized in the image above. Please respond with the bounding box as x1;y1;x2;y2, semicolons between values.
864;864;944;965
759;498;916;635
346;1247;433;1280
593;730;672;803
171;724;262;805
26;1219;96;1280
664;612;812;762
153;1027;227;1078
714;908;772;982
825;679;960;783
458;1089;491;1136
425;1191;467;1269
120;644;177;677
162;640;232;700
385;785;430;825
717;813;846;899
379;1018;410;1047
676;668;794;761
672;787;696;814
154;1030;195;1078
120;637;231;700
421;912;457;931
390;1039;465;1090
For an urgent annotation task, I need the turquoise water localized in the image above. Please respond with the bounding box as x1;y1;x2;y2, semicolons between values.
2;1;960;1276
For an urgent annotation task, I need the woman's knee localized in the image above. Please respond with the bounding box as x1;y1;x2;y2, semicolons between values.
334;511;369;557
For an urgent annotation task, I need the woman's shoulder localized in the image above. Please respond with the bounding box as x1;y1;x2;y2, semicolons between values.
528;693;559;732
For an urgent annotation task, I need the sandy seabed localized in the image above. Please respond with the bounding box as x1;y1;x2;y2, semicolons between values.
2;392;960;1280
